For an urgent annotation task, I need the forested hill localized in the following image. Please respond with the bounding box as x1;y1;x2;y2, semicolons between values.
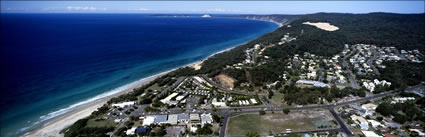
171;12;424;77
248;12;425;56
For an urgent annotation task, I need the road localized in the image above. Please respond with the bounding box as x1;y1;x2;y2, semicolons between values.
329;107;354;137
367;48;381;75
342;47;360;89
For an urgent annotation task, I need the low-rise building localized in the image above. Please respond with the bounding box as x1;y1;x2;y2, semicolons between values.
200;113;213;126
190;113;200;124
112;101;135;108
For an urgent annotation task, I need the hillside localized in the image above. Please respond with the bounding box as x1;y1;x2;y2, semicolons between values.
168;12;424;87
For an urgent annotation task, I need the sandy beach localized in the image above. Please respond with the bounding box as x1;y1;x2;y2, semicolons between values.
23;70;169;137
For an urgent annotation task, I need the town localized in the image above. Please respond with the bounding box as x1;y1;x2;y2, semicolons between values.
61;15;425;137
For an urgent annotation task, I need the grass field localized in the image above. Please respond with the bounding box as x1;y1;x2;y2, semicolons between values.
269;93;285;106
226;110;337;136
86;119;117;128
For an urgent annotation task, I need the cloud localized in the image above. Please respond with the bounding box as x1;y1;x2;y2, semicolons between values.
177;8;252;13
66;6;97;11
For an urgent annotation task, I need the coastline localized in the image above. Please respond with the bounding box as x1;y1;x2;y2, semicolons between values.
22;43;243;137
22;18;280;137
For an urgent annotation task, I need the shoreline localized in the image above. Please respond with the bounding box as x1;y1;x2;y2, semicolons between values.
22;18;280;137
22;42;248;137
23;70;170;137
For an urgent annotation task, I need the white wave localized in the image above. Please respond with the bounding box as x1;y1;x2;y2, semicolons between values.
20;70;171;135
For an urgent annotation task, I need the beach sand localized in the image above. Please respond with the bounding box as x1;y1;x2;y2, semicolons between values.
190;60;204;70
23;71;168;137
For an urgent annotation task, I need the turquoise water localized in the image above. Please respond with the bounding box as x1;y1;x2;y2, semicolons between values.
0;13;278;137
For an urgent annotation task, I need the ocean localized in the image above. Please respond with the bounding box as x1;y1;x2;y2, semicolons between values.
0;13;278;137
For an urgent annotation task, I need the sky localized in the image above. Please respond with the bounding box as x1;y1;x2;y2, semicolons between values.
1;1;424;14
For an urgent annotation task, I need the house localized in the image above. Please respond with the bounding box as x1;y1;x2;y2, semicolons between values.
112;101;135;108
368;120;383;129
351;115;369;130
178;113;190;123
350;105;367;116
250;98;258;104
190;113;201;124
200;113;213;126
362;103;377;115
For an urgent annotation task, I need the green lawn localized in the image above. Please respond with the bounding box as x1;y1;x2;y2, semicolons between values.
86;119;117;128
226;110;337;136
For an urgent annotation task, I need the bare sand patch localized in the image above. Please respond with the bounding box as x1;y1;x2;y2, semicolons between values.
190;60;204;70
214;74;235;89
303;21;339;31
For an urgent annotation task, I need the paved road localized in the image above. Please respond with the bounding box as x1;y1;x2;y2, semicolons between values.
367;48;381;75
342;47;360;89
329;107;354;137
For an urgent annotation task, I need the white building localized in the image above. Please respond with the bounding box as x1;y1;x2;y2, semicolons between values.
126;127;137;135
212;98;226;107
361;130;382;137
200;113;213;126
142;116;155;126
250;98;258;104
112;101;135;108
160;92;179;104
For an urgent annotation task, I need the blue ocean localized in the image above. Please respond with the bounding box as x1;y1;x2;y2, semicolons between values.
0;13;278;137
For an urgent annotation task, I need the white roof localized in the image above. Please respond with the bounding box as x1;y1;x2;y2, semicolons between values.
160;92;179;104
112;101;135;108
250;98;258;104
361;130;382;137
166;114;178;125
142;116;155;126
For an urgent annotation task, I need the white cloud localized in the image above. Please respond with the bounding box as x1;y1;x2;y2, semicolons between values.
64;6;107;11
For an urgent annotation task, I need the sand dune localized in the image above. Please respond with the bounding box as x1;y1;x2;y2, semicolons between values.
303;21;339;31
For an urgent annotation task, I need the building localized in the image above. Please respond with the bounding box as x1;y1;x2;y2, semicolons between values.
142;116;155;126
178;113;190;123
190;113;201;124
212;98;226;107
135;128;148;134
154;115;168;124
126;127;137;135
112;101;135;108
200;113;213;126
250;98;258;104
361;130;382;137
166;114;178;125
296;80;328;87
351;115;369;130
160;93;179;104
